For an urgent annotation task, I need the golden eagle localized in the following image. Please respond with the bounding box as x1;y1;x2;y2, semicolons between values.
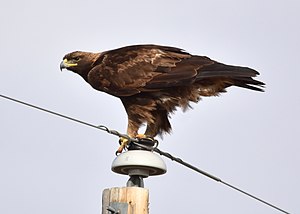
60;44;264;152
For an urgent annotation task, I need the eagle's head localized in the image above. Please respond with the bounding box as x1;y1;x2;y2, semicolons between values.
60;51;100;80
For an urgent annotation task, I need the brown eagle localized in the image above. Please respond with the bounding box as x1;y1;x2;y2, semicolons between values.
60;44;264;152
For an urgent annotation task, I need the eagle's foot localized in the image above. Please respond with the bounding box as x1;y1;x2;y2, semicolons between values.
116;137;129;154
135;134;154;141
135;134;148;139
130;134;156;150
116;134;155;154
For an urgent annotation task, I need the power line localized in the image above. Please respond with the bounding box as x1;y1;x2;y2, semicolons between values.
153;146;290;214
0;93;291;214
131;141;290;214
0;94;131;140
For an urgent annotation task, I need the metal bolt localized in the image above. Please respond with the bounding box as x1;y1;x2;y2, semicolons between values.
107;205;120;214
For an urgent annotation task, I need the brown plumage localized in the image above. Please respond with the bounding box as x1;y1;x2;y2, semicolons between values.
60;44;264;139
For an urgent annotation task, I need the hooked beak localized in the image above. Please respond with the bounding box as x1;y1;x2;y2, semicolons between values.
60;59;77;71
60;59;67;71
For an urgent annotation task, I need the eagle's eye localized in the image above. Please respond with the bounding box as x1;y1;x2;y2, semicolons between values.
73;56;80;61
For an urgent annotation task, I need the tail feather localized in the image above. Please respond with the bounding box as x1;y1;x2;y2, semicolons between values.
197;63;259;78
228;75;265;91
232;78;265;92
196;62;265;92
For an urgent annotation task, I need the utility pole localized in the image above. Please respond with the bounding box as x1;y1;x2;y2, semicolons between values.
102;142;167;214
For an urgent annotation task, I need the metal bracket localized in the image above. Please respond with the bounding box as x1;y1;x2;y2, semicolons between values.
127;175;144;187
107;202;128;214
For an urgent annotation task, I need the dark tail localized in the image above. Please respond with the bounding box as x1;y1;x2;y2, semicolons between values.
196;61;265;92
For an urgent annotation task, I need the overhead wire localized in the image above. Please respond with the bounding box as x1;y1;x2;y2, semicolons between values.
0;93;291;214
0;94;132;140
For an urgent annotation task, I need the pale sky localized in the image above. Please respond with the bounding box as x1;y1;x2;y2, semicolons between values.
0;0;299;213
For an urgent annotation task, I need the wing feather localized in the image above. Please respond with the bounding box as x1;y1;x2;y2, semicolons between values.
88;45;194;96
87;44;264;97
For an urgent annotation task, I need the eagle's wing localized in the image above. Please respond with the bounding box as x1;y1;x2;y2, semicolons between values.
142;53;264;92
88;45;201;96
88;45;263;97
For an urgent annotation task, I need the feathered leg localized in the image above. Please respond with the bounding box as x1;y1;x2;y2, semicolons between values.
145;109;171;137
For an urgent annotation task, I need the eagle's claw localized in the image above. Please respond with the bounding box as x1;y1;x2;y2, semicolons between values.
116;137;129;154
116;134;155;154
135;134;154;141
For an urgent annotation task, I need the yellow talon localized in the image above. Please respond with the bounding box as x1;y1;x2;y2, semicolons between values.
135;134;154;142
117;137;129;154
116;134;154;154
135;134;147;139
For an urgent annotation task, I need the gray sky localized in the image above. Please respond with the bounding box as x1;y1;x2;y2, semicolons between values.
0;0;299;213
